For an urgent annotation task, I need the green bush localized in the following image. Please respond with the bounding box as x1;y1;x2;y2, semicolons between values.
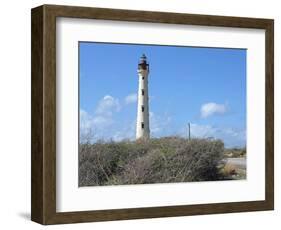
79;137;225;187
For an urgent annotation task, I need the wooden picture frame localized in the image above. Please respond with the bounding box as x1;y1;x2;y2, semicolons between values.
31;4;274;225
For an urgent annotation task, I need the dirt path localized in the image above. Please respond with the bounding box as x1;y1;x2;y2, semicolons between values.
224;157;246;170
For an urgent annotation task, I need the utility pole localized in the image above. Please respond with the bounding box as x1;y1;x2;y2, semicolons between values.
188;122;191;140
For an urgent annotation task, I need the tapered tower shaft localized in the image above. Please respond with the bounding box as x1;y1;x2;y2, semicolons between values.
136;54;150;140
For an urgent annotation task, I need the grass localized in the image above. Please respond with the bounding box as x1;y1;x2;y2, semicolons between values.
78;137;235;187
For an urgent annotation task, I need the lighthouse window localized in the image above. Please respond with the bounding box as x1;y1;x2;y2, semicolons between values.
142;106;144;112
142;89;144;95
141;122;144;129
142;76;144;80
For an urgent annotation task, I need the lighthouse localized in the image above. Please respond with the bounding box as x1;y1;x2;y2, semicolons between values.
136;54;150;140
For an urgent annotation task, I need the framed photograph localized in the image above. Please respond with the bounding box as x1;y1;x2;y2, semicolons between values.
31;4;274;225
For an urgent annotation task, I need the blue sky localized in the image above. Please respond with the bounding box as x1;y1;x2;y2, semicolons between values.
79;42;246;148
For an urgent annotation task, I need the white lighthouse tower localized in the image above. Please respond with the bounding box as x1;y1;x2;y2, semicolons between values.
136;54;150;140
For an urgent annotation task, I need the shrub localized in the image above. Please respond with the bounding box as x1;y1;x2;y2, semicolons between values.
79;137;225;186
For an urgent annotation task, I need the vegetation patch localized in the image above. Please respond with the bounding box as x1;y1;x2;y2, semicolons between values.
79;137;231;187
224;147;246;158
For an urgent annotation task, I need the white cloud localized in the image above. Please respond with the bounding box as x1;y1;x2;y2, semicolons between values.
189;123;223;139
150;112;172;136
95;95;120;116
200;102;228;118
80;93;140;142
80;95;121;141
125;93;138;104
80;109;137;143
80;109;113;131
181;123;246;148
92;116;113;127
80;106;115;143
112;121;136;142
80;109;92;130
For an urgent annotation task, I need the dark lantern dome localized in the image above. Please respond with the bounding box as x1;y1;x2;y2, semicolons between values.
138;54;149;70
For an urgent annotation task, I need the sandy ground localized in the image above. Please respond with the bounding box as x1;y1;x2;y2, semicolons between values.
224;157;246;170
